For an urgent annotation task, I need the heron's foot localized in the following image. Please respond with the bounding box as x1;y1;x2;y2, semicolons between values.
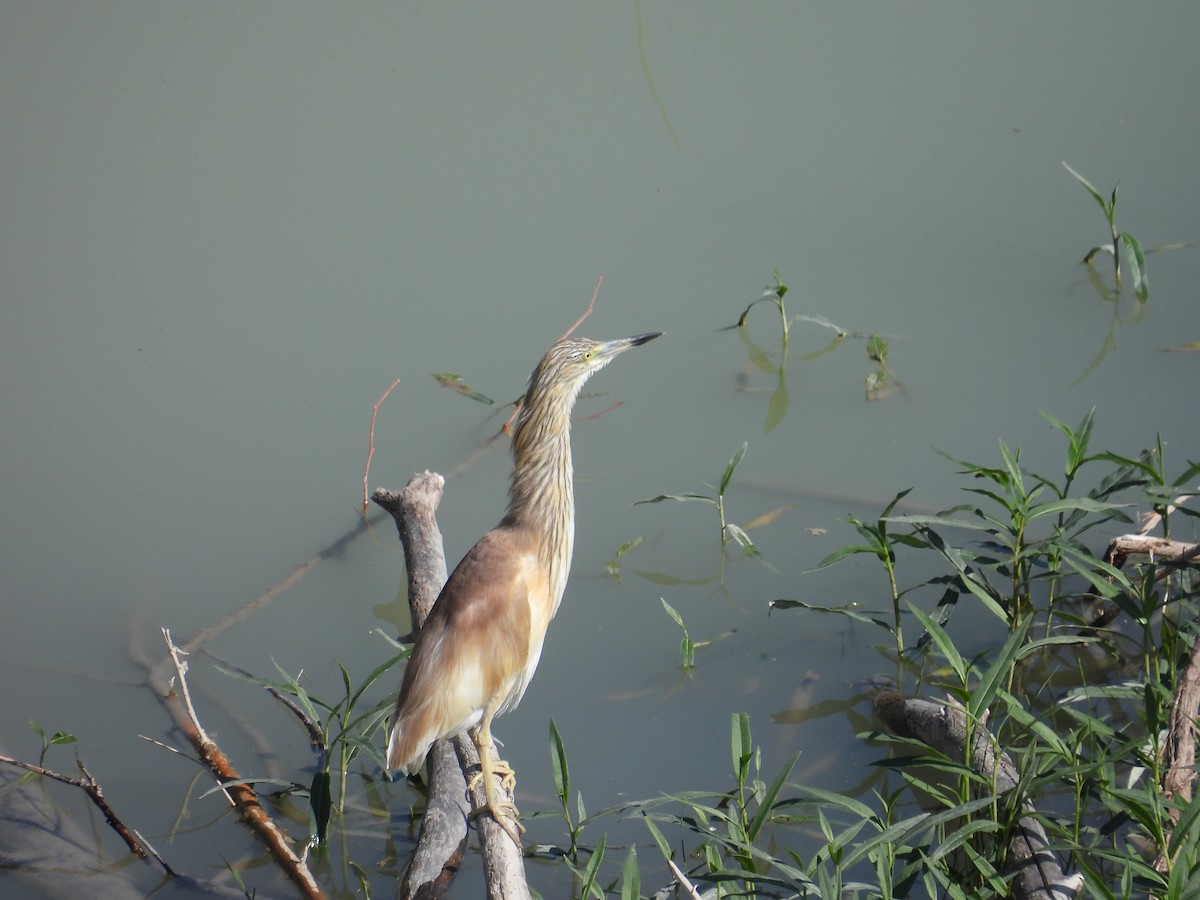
466;756;518;796
467;756;523;847
468;794;525;847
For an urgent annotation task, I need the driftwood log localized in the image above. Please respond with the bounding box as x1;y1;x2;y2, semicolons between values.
373;472;530;900
1100;531;1200;872
874;691;1083;900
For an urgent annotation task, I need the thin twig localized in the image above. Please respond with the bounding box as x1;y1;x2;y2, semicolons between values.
363;377;402;517
500;279;605;434
559;274;602;340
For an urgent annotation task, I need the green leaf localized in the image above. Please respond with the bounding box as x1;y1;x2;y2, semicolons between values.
769;598;894;631
919;529;1008;622
866;334;889;366
1041;407;1096;475
886;514;991;532
578;833;606;898
430;372;495;405
732;713;752;788
311;771;333;843
660;597;684;629
1063;161;1109;213
634;492;716;506
908;603;966;684
1120;232;1149;298
549;719;570;808
809;543;884;570
724;523;761;557
348;651;409;709
765;378;789;433
968;614;1030;719
620;847;640;900
721;443;749;496
611;536;643;558
680;636;695;669
1027;497;1130;521
746;750;801;842
642;814;672;861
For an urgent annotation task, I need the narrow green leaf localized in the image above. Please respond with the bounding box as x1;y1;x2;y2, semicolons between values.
620;847;640;900
660;597;684;629
885;514;991;532
311;771;333;843
808;544;882;570
908;603;966;683
642;814;672;861
968;614;1029;720
611;536;643;558
765;380;789;433
747;749;801;841
430;372;495;405
721;443;749;496
724;523;761;557
349;651;409;708
769;598;894;630
1027;497;1130;520
1062;161;1108;212
578;834;606;899
634;492;717;506
549;719;569;807
1120;232;1149;298
732;713;752;787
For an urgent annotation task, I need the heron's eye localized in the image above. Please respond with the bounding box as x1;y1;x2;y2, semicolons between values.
582;348;594;361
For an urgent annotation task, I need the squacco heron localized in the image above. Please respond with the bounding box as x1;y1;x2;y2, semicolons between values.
387;331;661;844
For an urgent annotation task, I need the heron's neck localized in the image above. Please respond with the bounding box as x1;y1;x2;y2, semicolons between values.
503;399;576;604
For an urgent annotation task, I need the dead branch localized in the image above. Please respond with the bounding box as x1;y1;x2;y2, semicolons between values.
1102;534;1200;573
373;473;531;900
158;629;326;900
363;378;403;517
874;691;1082;900
0;753;168;872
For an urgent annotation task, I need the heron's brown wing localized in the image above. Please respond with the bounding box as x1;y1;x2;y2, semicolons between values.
386;526;543;772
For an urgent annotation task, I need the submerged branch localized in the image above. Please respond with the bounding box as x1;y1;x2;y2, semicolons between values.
874;691;1082;900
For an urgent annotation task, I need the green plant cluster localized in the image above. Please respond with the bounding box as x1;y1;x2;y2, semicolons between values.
536;410;1200;898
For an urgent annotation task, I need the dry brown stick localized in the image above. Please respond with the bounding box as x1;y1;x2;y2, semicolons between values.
363;377;403;517
1103;534;1200;572
874;691;1083;900
373;473;531;900
159;629;327;900
0;753;170;872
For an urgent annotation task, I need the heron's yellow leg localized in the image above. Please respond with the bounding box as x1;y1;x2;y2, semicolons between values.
467;706;524;847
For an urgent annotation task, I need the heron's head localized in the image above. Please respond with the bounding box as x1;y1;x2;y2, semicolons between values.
513;332;661;439
526;332;661;404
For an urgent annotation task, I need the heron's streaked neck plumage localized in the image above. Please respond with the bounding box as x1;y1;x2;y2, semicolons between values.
501;371;584;616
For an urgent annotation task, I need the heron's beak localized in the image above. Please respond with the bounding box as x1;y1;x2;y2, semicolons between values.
601;332;662;356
